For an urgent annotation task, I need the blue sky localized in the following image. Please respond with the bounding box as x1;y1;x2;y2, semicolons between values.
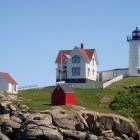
0;0;140;87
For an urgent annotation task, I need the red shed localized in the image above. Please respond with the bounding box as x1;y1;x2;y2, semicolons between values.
51;84;75;105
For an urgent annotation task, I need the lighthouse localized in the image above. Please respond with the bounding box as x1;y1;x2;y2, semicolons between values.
127;27;140;76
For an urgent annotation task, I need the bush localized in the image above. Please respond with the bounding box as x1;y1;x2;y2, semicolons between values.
110;89;140;127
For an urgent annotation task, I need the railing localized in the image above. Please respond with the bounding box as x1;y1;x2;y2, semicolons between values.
18;85;38;90
127;35;132;41
66;75;123;89
103;75;123;88
68;83;103;89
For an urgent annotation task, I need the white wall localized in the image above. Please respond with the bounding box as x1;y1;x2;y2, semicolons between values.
0;75;9;91
8;83;18;94
99;69;129;81
129;40;140;76
85;55;97;81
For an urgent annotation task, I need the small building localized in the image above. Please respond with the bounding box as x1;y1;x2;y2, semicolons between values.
0;72;18;94
51;84;75;105
98;68;129;81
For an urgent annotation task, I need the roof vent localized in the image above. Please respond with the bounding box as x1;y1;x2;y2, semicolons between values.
81;43;84;49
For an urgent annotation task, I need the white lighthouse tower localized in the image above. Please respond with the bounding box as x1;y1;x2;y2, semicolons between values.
127;27;140;76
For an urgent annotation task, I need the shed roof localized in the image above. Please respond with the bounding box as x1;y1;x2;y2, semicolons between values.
59;84;73;92
0;72;17;84
53;84;74;93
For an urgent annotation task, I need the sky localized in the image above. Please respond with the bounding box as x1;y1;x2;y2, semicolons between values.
0;0;140;87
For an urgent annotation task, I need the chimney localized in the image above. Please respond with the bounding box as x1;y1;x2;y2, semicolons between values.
81;43;84;49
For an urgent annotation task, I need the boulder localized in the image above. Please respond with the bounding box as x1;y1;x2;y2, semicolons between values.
51;108;76;130
9;104;17;111
86;134;98;140
0;132;10;140
59;128;86;140
0;101;12;114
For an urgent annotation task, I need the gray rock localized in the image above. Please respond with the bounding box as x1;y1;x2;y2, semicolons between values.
2;119;21;129
102;130;114;138
9;104;16;111
0;132;10;140
51;108;76;130
4;106;140;140
10;115;22;123
0;101;12;114
86;134;98;140
122;134;129;140
60;129;86;140
114;137;123;140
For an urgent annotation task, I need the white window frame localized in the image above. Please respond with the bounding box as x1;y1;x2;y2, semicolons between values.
72;67;80;76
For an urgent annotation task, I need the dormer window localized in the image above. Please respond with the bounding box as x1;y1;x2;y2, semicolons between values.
72;55;80;63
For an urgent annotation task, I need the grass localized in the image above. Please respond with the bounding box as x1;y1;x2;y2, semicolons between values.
18;87;52;111
18;77;140;112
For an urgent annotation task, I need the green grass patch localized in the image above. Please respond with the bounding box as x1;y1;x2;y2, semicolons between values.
18;77;140;120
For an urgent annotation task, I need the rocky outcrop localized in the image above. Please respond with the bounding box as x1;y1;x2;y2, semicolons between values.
0;94;139;140
14;106;139;140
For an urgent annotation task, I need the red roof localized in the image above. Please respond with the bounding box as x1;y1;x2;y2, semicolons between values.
0;72;17;84
55;47;95;63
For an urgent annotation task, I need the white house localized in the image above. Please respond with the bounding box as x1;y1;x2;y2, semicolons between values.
55;43;99;83
0;72;18;94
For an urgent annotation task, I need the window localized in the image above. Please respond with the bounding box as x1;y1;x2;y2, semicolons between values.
14;85;16;91
92;70;95;75
93;58;94;66
137;69;140;74
88;68;90;76
72;67;80;76
72;55;80;63
113;70;117;77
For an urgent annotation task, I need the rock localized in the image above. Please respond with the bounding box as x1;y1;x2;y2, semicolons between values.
14;125;63;140
1;119;21;129
0;105;139;140
10;115;22;123
86;134;98;140
9;104;16;111
0;101;12;114
122;134;129;140
17;104;29;112
60;128;86;140
134;131;140;140
114;137;123;140
1;119;21;139
0;132;10;140
102;130;114;138
82;110;138;137
51;108;76;130
7;95;17;101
